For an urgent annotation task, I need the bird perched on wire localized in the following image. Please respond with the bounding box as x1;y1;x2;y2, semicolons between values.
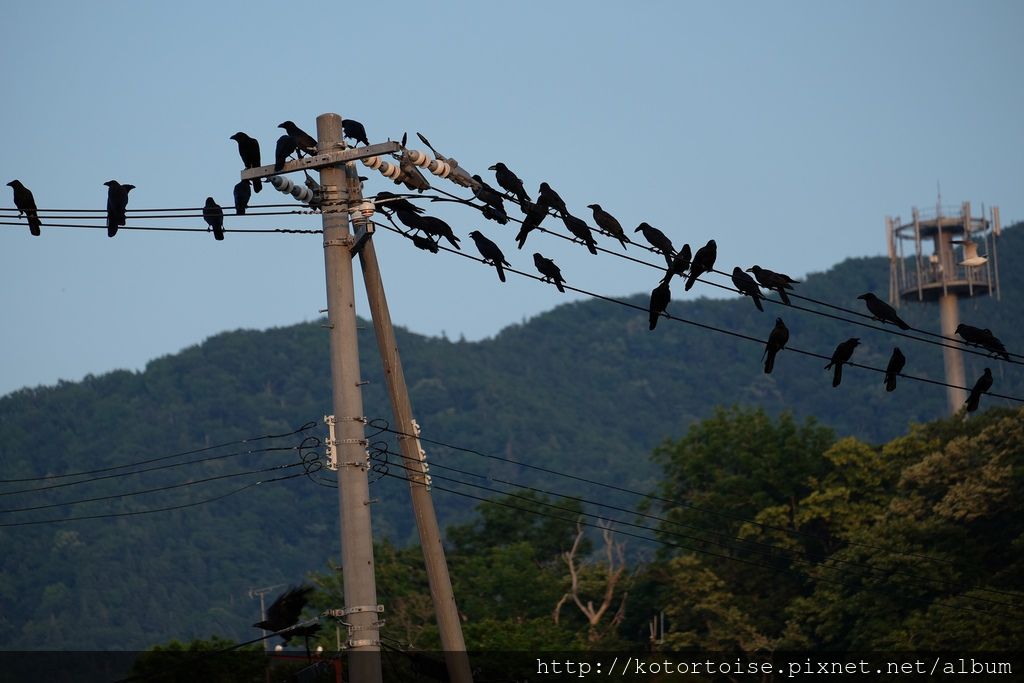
104;180;134;238
662;243;692;284
229;132;262;193
533;253;565;292
858;293;910;330
373;191;424;216
342;118;369;147
516;201;547;249
955;323;1010;361
277;121;317;156
274;134;297;172
489;162;530;205
203;197;225;240
634;222;674;265
469;230;510;282
763;317;789;374
6;180;41;236
537;182;569;217
825;338;860;388
648;280;671;331
587;204;629;250
747;265;799;305
685;239;717;291
408;232;439;253
731;267;764;312
964;368;993;413
396;209;460;250
233;180;251;216
884;347;906;392
254;585;314;641
471;175;509;225
561;212;598;255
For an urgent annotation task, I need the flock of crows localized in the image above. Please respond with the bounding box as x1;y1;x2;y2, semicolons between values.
6;118;1011;414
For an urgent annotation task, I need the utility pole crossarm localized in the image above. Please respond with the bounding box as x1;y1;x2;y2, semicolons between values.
240;141;401;181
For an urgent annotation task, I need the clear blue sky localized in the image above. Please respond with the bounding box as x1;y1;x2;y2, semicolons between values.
1;1;1021;396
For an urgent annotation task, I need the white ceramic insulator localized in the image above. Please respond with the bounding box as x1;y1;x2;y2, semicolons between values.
379;161;402;180
427;159;451;178
272;176;295;193
358;201;375;218
361;155;382;170
408;150;430;167
291;185;313;202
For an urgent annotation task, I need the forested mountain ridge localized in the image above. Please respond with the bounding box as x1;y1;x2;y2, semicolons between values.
0;223;1020;649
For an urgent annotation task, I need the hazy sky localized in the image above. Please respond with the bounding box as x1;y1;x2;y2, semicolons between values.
1;1;1021;396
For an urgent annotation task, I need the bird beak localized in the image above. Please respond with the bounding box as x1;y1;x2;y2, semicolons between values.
487;165;496;170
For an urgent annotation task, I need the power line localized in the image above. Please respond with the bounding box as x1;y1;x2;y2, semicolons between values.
371;218;1024;404
0;221;321;235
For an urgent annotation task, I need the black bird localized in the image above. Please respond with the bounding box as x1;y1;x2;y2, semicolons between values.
469;230;509;282
662;243;692;284
634;222;674;264
203;197;224;240
533;253;565;292
471;175;509;225
409;233;439;253
233;180;251;215
342;118;369;146
488;162;530;205
884;347;906;392
825;338;861;388
373;191;424;216
747;265;798;305
763;317;789;374
274;134;297;172
515;201;547;249
254;585;314;639
396;209;460;250
104;180;133;237
858;293;910;330
648;280;671;331
731;266;764;312
277;120;317;156
7;180;41;236
537;182;568;217
587;204;629;250
965;368;993;413
228;132;262;193
561;213;598;254
955;323;1009;360
685;239;717;291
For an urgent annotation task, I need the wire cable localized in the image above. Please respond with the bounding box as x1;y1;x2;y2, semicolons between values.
0;220;321;235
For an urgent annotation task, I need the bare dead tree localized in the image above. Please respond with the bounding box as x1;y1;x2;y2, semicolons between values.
553;519;629;642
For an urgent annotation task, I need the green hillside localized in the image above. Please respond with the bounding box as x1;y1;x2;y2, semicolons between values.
0;224;1020;649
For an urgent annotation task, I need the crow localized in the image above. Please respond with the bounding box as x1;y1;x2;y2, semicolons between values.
516;201;547;249
274;134;297;172
233;180;251;215
471;175;509;224
825;338;860;387
747;265;798;305
396;209;460;250
277;120;317;156
537;182;568;217
343;118;369;146
731;266;764;312
561;213;597;254
662;243;692;284
955;323;1009;360
685;239;717;291
533;253;565;292
965;368;993;413
229;132;262;193
409;233;439;253
763;317;789;374
634;222;674;264
203;197;224;240
373;191;424;216
6;180;41;236
104;180;133;238
884;347;906;392
858;293;910;330
587;204;629;250
648;280;671;331
469;230;509;282
254;585;314;639
488;162;530;205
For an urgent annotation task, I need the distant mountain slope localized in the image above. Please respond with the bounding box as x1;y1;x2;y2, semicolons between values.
0;223;1020;648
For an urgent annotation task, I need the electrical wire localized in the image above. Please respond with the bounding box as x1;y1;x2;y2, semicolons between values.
371;218;1024;404
0;220;321;235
